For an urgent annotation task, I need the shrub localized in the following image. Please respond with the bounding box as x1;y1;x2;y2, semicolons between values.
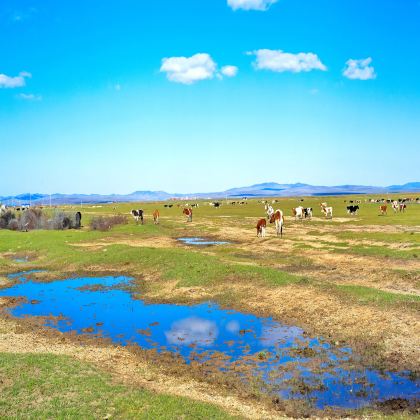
19;208;45;230
0;211;16;229
0;208;82;231
8;219;19;231
47;211;76;230
90;215;127;231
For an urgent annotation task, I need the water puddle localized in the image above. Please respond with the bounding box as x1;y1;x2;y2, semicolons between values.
0;274;418;410
177;237;230;246
14;257;29;263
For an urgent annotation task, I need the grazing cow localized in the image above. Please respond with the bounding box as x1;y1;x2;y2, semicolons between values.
191;203;199;208
153;209;160;224
269;210;284;237
304;207;313;219
379;205;387;215
131;209;144;224
347;205;359;215
75;211;82;229
321;204;333;219
292;206;304;220
265;204;274;220
399;204;407;213
183;208;193;222
256;218;266;237
392;201;399;213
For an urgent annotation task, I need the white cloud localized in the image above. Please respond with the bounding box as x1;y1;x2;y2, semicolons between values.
0;71;32;88
165;317;218;346
160;53;217;84
160;53;238;84
248;49;327;73
220;65;238;77
343;57;376;80
227;0;278;11
225;320;240;333
17;93;42;101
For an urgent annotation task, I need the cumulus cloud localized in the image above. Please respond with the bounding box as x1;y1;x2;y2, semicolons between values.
225;320;240;333
17;93;42;101
227;0;278;11
0;71;32;88
248;49;327;73
220;65;238;77
343;57;376;80
165;317;219;346
160;53;217;84
160;53;238;84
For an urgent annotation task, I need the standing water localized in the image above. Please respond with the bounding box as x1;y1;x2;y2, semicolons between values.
177;237;230;246
0;273;418;409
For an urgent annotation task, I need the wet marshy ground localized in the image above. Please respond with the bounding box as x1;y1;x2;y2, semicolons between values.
177;237;230;246
0;273;418;410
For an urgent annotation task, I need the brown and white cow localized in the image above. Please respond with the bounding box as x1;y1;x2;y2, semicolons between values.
256;218;266;237
269;210;284;237
292;206;304;220
379;205;387;215
320;204;333;219
183;208;192;222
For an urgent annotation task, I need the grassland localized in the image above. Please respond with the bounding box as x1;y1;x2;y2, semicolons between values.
0;193;419;418
0;353;235;419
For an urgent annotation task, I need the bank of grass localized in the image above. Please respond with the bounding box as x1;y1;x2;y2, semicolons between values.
334;284;420;309
332;244;418;260
0;353;235;419
336;230;420;245
0;228;302;291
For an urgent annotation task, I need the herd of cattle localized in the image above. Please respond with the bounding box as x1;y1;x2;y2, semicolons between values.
127;196;415;239
1;197;415;238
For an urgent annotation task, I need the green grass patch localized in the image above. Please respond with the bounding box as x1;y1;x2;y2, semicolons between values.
0;353;235;419
333;245;418;260
335;285;420;308
336;231;420;245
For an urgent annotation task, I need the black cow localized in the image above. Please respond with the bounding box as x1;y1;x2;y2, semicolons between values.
131;209;144;224
75;212;82;229
347;205;359;215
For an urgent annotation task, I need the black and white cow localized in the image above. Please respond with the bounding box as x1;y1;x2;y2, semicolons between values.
303;207;313;218
347;205;359;215
131;209;144;224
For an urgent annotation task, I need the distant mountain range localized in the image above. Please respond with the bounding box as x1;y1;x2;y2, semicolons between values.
1;182;419;206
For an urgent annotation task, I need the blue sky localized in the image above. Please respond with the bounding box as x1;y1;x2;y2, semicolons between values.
1;0;419;195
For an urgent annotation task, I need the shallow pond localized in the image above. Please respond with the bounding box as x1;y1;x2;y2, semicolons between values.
177;237;230;246
1;273;418;410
